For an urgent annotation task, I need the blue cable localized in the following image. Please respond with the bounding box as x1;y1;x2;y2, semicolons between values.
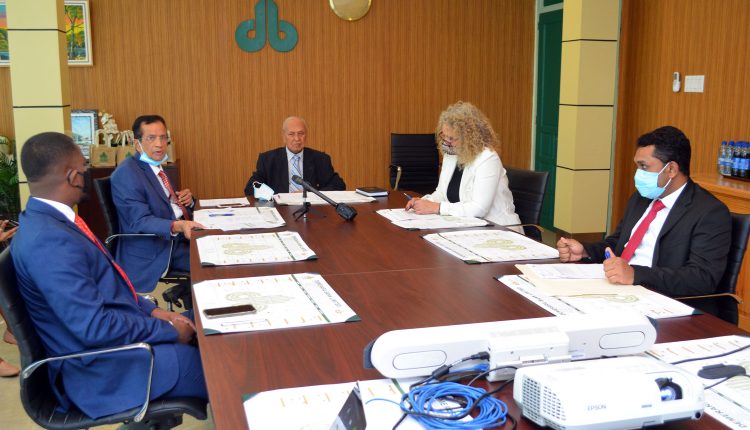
399;381;508;429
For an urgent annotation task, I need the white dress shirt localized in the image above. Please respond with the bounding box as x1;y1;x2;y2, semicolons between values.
147;164;183;219
627;183;686;267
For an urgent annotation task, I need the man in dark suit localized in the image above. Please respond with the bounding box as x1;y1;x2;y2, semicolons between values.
557;126;731;297
244;116;346;195
111;115;204;292
12;132;206;419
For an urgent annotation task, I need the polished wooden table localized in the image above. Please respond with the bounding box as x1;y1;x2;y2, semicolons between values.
191;194;743;430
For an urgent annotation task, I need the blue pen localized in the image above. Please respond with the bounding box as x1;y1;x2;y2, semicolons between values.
208;213;234;217
403;193;413;200
604;250;612;259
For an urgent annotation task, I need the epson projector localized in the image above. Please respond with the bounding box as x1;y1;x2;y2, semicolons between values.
513;356;704;430
367;313;657;381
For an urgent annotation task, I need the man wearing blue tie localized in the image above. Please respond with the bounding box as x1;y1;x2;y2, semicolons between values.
244;116;346;196
111;115;204;293
11;132;206;419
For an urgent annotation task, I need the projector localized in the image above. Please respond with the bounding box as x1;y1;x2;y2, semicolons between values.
513;356;704;430
366;313;657;381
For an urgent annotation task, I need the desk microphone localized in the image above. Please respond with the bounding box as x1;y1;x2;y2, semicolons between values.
292;175;357;221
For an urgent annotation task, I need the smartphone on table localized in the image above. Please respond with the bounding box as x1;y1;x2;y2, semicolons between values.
202;304;257;319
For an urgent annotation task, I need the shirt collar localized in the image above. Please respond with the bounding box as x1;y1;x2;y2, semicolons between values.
33;197;76;222
658;182;686;209
286;147;303;162
148;163;163;176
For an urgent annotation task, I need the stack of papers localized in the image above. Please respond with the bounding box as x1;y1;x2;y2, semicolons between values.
648;336;750;429
194;273;359;335
195;231;316;266
198;197;251;207
377;208;489;230
356;187;388;197
192;207;285;231
423;229;559;263
243;378;426;430
274;191;375;205
496;263;695;319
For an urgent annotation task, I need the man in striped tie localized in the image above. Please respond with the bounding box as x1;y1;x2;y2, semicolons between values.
557;126;731;299
111;115;204;293
11;132;207;419
244;116;346;196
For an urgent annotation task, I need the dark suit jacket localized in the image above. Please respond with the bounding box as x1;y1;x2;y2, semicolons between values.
583;179;731;297
11;198;180;419
244;147;346;195
111;154;193;292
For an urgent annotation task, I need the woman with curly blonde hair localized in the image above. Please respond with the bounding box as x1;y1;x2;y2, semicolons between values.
405;101;520;226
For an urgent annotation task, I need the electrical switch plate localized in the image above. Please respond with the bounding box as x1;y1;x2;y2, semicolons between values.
684;75;705;93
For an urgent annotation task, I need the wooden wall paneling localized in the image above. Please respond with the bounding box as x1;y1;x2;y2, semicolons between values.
0;0;534;200
615;0;750;228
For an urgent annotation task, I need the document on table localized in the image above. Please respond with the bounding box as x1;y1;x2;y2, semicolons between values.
195;231;316;266
376;208;490;230
423;229;559;263
198;197;251;207
647;336;750;430
497;274;695;319
194;273;359;335
520;263;605;279
192;207;285;231
274;191;375;205
243;378;427;430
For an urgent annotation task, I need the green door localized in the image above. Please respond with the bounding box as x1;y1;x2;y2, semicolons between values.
534;9;563;229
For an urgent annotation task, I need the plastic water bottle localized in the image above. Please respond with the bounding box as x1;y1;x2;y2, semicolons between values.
732;141;740;177
718;141;726;174
725;141;735;176
742;142;750;179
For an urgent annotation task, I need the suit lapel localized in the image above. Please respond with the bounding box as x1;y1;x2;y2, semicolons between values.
302;148;314;185
658;180;694;239
134;154;171;209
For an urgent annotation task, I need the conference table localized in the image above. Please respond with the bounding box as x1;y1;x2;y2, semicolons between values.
190;194;743;430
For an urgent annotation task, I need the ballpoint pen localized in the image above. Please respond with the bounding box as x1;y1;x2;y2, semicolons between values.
208;213;235;217
403;193;413;200
604;249;612;259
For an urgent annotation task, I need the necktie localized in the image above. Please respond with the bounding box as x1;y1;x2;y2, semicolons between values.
289;154;303;192
620;199;666;262
74;215;138;301
157;170;190;221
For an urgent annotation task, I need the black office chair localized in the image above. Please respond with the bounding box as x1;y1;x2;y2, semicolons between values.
504;167;550;241
93;176;193;311
389;133;440;195
677;212;750;325
0;248;207;430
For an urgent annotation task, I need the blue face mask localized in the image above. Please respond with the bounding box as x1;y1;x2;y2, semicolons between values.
137;142;168;166
634;162;672;200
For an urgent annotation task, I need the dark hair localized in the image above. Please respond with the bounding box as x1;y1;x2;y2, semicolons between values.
132;115;167;140
21;132;79;182
636;125;691;176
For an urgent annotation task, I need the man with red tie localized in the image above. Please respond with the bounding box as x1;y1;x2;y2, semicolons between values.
11;132;207;419
557;126;731;298
111;115;204;292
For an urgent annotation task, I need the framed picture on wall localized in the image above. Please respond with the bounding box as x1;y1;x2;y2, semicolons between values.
71;109;98;160
0;0;92;67
0;2;8;66
64;0;92;66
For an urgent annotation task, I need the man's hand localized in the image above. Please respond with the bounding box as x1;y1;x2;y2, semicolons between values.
557;237;586;262
405;198;440;215
0;220;18;242
152;308;196;344
171;220;205;239
603;247;635;285
176;188;194;207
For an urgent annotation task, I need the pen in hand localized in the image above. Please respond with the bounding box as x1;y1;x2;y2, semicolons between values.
604;249;612;259
403;193;413;201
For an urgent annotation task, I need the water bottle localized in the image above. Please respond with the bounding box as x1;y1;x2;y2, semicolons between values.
725;141;735;176
743;142;750;179
718;141;726;174
738;142;747;179
732;141;740;177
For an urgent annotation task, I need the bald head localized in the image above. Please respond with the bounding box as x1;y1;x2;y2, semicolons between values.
21;132;87;205
282;116;307;154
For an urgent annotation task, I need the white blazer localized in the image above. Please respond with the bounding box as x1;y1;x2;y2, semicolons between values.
422;148;521;226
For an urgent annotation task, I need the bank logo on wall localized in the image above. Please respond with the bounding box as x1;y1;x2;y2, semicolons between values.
235;0;298;53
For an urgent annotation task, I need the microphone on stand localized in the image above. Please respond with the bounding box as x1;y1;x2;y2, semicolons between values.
292;175;357;221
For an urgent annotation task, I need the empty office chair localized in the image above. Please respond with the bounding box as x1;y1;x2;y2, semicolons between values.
0;248;207;430
94;176;192;311
389;133;440;195
677;212;750;324
505;167;549;241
